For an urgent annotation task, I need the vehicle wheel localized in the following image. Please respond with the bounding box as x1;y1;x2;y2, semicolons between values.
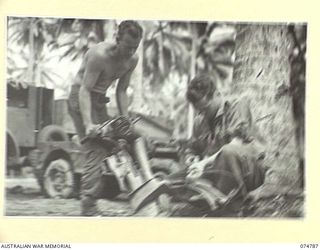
38;125;69;143
6;130;20;173
43;159;74;198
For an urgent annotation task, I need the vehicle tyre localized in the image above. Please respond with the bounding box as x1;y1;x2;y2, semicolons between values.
43;159;74;198
38;125;69;143
6;130;20;173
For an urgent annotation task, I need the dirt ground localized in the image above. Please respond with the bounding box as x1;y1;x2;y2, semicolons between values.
5;177;136;217
4;177;304;218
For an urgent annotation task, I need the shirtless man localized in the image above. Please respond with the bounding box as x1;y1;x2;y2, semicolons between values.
68;20;143;216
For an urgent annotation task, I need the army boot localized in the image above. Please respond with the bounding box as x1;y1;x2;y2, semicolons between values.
81;195;102;216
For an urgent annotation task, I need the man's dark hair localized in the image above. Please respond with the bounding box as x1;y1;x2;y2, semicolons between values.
186;74;216;104
118;20;143;41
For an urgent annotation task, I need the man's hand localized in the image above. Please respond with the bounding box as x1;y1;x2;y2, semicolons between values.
186;161;207;181
85;123;100;137
186;149;222;181
184;153;201;167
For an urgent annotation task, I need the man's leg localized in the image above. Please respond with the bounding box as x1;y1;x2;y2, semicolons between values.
212;144;247;195
206;142;265;193
68;108;86;140
68;87;113;216
67;85;86;139
81;105;110;216
81;99;111;216
80;139;110;216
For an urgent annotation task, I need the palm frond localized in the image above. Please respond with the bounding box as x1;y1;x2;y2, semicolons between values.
41;70;58;86
162;32;192;48
204;22;220;36
210;57;234;67
169;22;189;31
38;52;59;63
41;67;63;79
210;63;230;79
143;38;157;50
59;44;78;59
70;47;87;61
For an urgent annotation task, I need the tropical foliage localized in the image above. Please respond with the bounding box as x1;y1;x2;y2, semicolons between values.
7;17;62;87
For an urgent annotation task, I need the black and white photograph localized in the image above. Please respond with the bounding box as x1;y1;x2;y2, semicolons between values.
5;17;306;218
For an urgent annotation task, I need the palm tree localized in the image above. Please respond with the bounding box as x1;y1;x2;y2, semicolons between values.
129;21;145;112
277;24;306;188
143;21;191;90
7;17;62;87
142;21;235;88
231;23;302;189
57;18;107;61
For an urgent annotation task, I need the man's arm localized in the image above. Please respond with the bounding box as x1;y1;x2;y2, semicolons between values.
224;97;254;142
116;57;138;116
79;52;102;133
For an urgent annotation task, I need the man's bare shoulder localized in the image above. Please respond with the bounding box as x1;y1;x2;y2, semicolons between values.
86;42;115;61
128;54;139;70
131;54;139;64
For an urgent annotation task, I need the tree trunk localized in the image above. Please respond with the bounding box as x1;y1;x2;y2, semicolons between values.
130;22;145;112
28;18;36;84
232;24;300;188
158;22;165;77
288;25;306;188
187;22;197;139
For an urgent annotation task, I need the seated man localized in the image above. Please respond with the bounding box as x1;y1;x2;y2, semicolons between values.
185;74;267;213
